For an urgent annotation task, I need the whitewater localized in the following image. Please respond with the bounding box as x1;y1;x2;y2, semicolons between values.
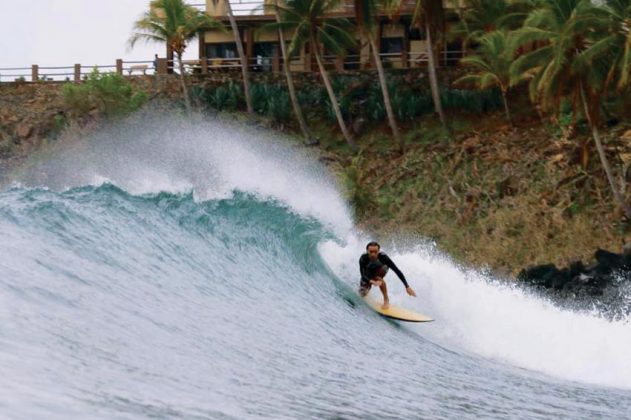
1;113;630;419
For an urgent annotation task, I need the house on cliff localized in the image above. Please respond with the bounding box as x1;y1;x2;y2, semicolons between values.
196;0;465;73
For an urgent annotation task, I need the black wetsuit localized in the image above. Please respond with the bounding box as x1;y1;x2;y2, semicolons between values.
359;252;409;289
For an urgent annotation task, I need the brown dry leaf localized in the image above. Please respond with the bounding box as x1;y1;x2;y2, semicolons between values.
462;135;480;153
619;153;631;166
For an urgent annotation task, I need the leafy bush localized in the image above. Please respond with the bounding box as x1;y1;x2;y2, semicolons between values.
250;84;292;124
62;69;147;118
266;90;291;124
205;81;243;111
198;75;503;127
441;88;503;113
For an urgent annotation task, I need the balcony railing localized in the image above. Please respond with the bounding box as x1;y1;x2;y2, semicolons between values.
0;49;464;84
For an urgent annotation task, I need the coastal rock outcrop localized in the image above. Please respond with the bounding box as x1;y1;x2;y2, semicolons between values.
518;247;631;299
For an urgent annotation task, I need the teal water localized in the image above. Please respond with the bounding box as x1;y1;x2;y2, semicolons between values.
1;114;630;419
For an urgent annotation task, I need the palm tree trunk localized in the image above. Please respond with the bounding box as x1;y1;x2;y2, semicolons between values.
425;20;449;132
226;1;253;115
580;84;631;217
274;1;314;144
501;87;512;126
368;34;404;153
311;35;356;150
176;52;192;115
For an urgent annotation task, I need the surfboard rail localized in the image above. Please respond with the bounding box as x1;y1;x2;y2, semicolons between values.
364;297;434;323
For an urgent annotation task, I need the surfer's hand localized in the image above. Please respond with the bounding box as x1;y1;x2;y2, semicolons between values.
406;287;417;297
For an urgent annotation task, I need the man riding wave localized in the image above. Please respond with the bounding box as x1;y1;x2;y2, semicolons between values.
359;241;416;309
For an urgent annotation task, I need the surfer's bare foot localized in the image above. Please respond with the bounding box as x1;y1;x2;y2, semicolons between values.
381;300;390;310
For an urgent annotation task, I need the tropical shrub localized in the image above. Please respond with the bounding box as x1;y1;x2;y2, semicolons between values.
62;69;147;118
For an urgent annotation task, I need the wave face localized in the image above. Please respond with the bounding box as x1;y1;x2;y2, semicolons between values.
1;114;631;419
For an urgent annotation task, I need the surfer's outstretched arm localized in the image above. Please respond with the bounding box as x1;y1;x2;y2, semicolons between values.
381;253;416;297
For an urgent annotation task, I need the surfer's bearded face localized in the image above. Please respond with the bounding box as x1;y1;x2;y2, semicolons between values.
367;245;380;260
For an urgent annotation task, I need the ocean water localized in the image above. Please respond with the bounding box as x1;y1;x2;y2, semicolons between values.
1;114;630;419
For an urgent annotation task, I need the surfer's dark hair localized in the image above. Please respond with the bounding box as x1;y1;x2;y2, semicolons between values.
366;241;380;250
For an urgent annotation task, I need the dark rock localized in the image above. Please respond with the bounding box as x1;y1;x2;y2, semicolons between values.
594;249;624;275
551;268;571;290
517;263;559;288
568;259;586;277
517;249;631;318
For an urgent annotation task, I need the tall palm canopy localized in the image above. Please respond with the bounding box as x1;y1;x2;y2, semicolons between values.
274;0;357;58
581;0;631;91
129;0;219;57
129;0;220;114
510;0;630;216
452;0;533;48
456;30;516;124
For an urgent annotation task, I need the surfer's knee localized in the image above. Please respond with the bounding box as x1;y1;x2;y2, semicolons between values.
358;282;370;296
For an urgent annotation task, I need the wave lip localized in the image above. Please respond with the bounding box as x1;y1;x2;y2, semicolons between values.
6;112;352;234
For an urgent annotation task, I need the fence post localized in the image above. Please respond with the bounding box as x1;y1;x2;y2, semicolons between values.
201;57;208;74
156;58;168;75
272;51;280;74
32;65;39;82
335;56;344;72
401;49;409;68
116;59;123;75
74;64;81;82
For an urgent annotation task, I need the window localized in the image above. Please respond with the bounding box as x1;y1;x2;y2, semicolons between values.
381;38;403;54
409;26;425;41
206;43;237;59
253;42;278;72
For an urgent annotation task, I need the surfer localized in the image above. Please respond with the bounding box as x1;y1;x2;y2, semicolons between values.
359;241;416;309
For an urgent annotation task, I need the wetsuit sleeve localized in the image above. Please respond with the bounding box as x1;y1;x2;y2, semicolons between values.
380;253;409;288
359;254;370;282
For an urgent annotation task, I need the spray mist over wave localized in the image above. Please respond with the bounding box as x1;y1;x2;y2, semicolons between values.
8;111;352;234
5;111;631;396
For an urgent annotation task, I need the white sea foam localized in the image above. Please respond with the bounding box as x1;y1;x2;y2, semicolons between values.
320;238;631;390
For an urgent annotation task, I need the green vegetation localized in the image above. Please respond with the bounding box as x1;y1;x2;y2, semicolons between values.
62;70;148;118
455;30;516;124
198;75;502;127
270;0;358;148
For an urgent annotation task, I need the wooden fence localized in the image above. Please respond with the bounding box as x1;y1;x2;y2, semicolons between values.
0;48;464;84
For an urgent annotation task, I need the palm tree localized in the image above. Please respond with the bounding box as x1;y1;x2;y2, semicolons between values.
272;0;315;144
223;0;254;115
272;0;358;150
581;0;631;92
354;0;404;151
412;0;449;132
454;30;516;125
511;0;631;217
129;0;220;115
451;0;533;50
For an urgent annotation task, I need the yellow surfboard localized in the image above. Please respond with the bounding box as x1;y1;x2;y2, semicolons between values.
364;297;433;323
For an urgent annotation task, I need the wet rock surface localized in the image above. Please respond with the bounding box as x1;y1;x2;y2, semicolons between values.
518;248;631;318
